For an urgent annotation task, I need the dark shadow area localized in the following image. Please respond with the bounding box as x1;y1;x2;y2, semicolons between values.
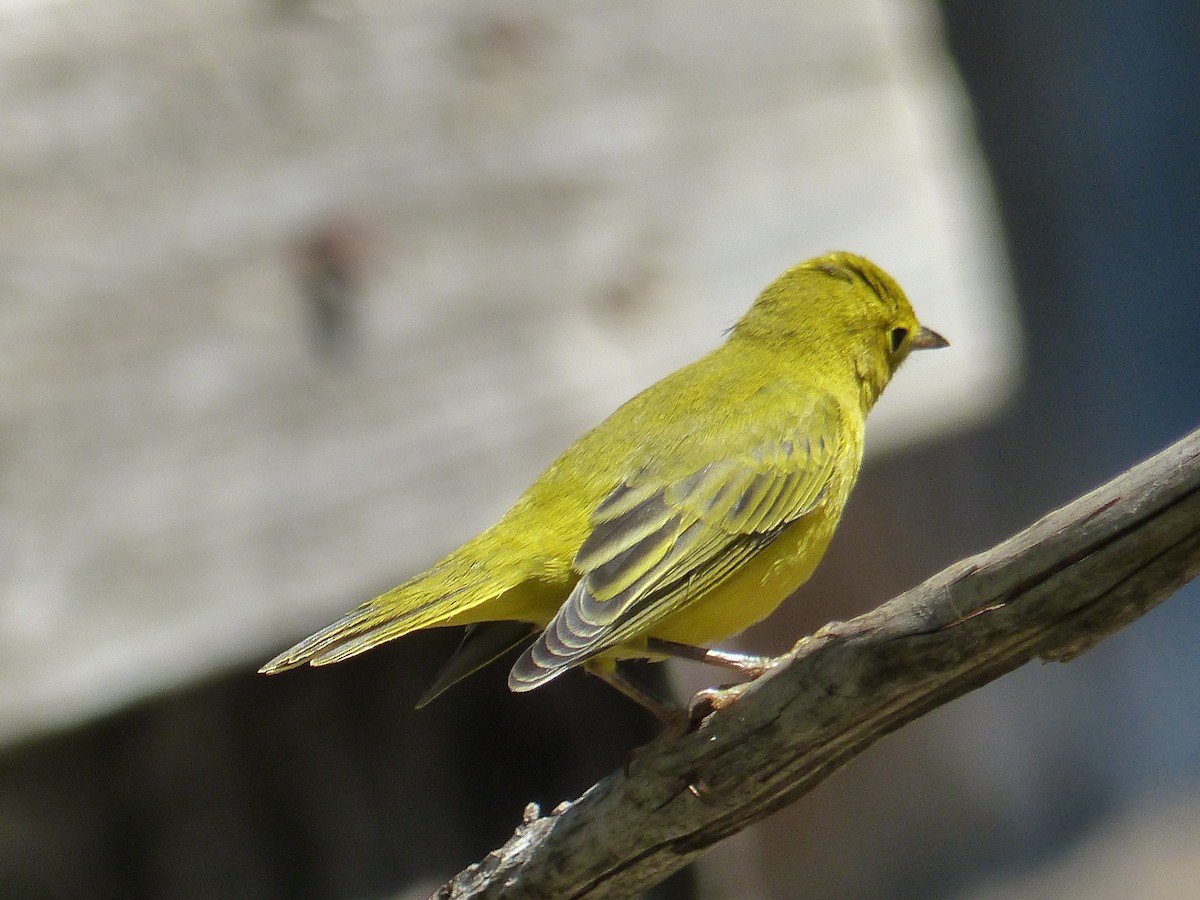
0;628;693;899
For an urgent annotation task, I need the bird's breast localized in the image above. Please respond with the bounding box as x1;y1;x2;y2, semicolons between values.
641;502;843;649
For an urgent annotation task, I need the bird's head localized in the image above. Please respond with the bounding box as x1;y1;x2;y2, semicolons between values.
731;250;948;407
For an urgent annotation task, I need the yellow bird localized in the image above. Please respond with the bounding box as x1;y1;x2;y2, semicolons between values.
261;252;947;719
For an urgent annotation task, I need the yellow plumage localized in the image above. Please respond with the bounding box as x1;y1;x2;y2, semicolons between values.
261;251;946;714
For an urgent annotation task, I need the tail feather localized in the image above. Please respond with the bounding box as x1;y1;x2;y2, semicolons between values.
305;589;467;667
416;620;537;707
259;569;479;674
258;605;379;673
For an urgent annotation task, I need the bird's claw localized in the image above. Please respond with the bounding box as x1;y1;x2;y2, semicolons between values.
689;681;752;718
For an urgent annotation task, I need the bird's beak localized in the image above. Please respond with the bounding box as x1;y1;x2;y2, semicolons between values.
910;326;949;351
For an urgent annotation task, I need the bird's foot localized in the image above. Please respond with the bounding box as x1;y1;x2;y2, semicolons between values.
688;680;754;719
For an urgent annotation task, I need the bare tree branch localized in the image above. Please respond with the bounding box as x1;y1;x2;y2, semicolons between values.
435;426;1200;899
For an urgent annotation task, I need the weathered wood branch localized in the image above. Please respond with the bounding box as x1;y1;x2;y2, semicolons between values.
435;426;1200;899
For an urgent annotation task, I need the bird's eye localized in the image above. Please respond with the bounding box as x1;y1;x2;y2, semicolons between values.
889;327;908;353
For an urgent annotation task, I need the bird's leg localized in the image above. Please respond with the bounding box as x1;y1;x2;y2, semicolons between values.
645;637;776;678
587;662;702;774
586;660;687;728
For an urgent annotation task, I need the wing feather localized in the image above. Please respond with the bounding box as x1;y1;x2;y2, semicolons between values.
510;395;844;689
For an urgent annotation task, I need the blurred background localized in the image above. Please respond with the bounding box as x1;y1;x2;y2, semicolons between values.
1;1;1197;898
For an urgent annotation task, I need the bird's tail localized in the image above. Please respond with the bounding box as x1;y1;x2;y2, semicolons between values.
258;558;504;674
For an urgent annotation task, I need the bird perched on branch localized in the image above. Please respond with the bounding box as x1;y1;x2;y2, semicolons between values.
261;251;947;721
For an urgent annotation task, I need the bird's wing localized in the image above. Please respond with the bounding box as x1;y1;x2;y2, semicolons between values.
509;394;843;689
